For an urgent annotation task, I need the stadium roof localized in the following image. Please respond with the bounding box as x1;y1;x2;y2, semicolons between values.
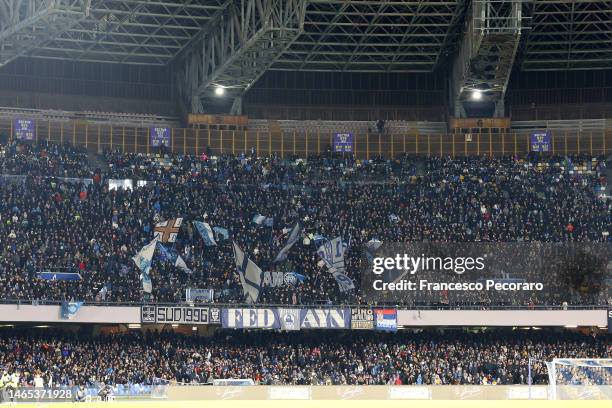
1;0;609;72
0;0;610;114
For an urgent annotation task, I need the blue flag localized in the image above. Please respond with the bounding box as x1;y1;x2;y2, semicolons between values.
313;234;328;247
157;243;175;262
157;244;192;274
285;272;307;286
193;221;217;246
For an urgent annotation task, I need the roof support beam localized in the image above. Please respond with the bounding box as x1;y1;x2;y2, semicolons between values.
174;0;306;114
450;0;525;117
0;0;90;67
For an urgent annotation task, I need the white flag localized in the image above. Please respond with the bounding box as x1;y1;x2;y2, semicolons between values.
232;242;263;303
274;222;302;263
132;238;158;275
333;271;355;292
252;214;266;225
175;255;192;274
140;272;153;294
317;237;346;274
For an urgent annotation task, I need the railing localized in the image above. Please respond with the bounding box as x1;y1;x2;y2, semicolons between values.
0;298;606;310
0;116;610;159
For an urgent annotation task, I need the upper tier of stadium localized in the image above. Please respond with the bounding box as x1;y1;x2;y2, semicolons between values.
0;138;609;307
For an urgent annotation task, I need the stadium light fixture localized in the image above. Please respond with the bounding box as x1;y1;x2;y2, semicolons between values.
215;86;225;97
471;90;482;101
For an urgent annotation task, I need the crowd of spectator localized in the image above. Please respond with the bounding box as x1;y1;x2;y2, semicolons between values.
0;329;608;386
1;141;92;178
0;140;609;306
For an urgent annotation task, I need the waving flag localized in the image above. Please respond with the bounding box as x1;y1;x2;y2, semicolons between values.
317;237;354;291
193;221;217;246
158;244;192;274
232;242;263;303
174;255;192;274
313;234;328;247
132;238;158;275
133;238;157;294
365;239;383;263
141;272;152;294
317;237;346;274
274;222;302;263
154;218;182;243
213;226;229;241
253;214;273;226
332;271;355;292
252;214;266;225
284;272;307;287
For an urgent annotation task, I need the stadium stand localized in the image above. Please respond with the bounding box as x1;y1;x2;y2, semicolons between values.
0;329;608;386
0;0;610;401
0;141;609;306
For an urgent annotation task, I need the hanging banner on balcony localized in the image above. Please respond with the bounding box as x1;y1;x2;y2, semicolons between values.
333;132;353;153
150;127;171;147
14;118;35;140
140;305;221;325
530;130;551;152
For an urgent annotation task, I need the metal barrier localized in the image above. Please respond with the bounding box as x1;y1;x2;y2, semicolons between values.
1;116;610;158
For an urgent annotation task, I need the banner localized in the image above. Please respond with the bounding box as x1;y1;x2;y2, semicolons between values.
333;132;353;153
351;308;374;329
14;118;35;140
60;301;83;319
185;288;214;303
262;271;306;287
299;308;351;329
140;305;221;325
608;309;611;334
279;308;301;331
222;308;280;329
530;130;551;152
374;308;397;332
36;272;82;281
150;127;170;147
222;308;350;329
